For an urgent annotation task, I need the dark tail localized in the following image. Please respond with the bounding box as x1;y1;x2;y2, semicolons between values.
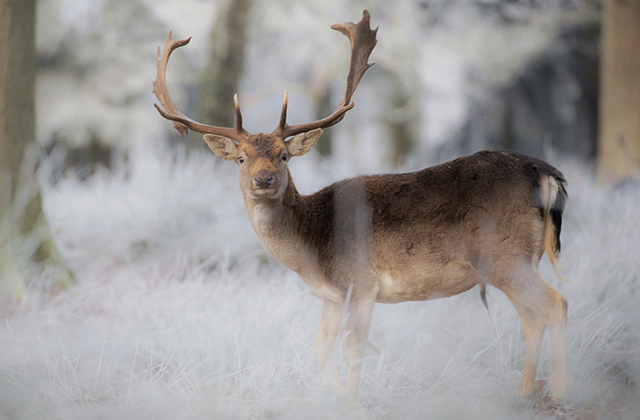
480;283;491;320
539;174;568;281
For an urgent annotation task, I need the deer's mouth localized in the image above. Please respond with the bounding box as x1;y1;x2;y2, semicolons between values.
251;187;279;199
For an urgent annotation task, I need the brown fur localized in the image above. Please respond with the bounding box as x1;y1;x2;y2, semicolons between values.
236;143;569;401
275;151;565;297
153;11;569;403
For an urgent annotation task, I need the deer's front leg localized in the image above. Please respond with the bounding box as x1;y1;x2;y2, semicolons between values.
344;296;375;400
316;298;344;391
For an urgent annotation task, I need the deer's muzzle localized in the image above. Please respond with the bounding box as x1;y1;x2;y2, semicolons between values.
253;170;276;190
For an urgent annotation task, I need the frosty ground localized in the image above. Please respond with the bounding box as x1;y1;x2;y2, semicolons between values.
1;144;639;419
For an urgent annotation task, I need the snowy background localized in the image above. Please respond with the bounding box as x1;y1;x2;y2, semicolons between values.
2;147;640;419
3;0;640;419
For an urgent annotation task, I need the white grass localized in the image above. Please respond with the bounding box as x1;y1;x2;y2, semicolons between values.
1;145;639;419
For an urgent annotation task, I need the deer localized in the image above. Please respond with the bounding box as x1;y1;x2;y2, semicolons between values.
153;10;568;403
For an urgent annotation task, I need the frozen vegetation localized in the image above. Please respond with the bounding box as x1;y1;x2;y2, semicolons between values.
3;0;630;418
1;145;639;419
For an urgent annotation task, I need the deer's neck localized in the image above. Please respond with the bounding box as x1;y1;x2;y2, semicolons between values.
243;171;308;273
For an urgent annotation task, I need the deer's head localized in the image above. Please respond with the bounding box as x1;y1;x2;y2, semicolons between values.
204;127;323;200
152;11;377;201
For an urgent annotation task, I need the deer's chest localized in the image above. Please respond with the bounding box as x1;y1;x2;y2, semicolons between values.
249;205;309;272
249;205;342;301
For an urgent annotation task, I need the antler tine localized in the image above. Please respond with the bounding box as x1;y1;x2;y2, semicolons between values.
152;31;249;143
234;94;244;134
272;10;377;139
152;32;191;138
277;91;288;134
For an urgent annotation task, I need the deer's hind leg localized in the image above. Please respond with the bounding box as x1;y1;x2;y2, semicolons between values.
495;265;568;401
509;298;546;397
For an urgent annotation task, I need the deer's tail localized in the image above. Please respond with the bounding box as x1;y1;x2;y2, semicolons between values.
539;174;568;281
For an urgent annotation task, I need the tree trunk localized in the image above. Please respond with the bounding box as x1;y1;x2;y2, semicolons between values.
0;0;74;299
191;0;251;149
597;0;640;182
384;73;416;167
313;83;334;156
388;80;414;167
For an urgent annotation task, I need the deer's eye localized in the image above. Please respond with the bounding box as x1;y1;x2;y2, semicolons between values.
281;153;288;161
238;156;245;164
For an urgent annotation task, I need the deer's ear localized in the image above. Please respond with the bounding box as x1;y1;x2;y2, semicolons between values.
285;128;323;157
204;134;238;161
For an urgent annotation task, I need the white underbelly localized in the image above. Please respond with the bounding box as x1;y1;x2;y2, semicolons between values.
376;262;479;303
376;273;440;303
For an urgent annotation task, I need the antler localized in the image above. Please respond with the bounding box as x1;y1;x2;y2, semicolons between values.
152;31;249;142
273;10;378;139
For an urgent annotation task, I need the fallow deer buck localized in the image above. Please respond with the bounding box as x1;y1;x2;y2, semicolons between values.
153;10;568;402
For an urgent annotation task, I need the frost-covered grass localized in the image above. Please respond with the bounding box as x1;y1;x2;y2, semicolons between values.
1;145;639;419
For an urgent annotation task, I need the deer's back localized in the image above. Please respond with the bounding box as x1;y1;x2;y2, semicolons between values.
297;151;565;302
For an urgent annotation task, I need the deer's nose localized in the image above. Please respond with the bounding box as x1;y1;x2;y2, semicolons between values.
253;171;275;189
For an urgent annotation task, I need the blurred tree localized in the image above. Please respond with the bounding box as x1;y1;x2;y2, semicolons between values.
385;74;416;166
312;83;334;156
598;0;640;182
0;0;74;298
192;0;252;149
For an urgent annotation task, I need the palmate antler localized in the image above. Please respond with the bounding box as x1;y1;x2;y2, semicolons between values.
153;11;377;141
272;10;378;139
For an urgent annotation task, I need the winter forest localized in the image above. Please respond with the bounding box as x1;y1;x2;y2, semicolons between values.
1;0;639;419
